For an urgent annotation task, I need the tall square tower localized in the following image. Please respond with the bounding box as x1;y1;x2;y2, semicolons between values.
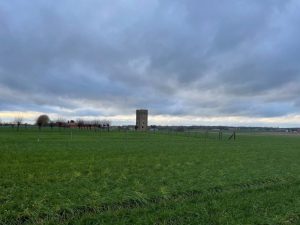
136;109;148;131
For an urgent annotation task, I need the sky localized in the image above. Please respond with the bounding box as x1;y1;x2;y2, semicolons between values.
1;0;300;127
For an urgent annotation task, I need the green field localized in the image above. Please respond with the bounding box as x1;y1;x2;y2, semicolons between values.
0;128;299;225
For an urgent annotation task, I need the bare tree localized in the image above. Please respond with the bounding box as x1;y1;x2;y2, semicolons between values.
14;116;23;131
93;120;101;131
36;115;50;130
49;121;55;129
83;120;93;130
76;119;85;129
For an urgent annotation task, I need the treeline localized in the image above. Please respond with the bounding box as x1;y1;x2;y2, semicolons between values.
50;118;111;131
0;114;111;131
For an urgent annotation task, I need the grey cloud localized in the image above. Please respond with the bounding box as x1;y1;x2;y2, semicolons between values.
0;0;300;122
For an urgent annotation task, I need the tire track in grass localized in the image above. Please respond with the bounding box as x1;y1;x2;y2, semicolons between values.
9;177;299;225
277;213;300;225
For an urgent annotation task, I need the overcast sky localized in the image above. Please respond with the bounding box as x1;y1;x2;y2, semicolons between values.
1;0;300;126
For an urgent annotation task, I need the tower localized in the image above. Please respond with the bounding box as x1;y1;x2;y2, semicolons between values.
136;109;148;131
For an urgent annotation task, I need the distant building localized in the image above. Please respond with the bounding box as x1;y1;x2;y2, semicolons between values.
136;109;148;131
67;120;77;128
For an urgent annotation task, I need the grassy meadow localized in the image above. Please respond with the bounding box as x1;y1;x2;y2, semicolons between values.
0;128;299;224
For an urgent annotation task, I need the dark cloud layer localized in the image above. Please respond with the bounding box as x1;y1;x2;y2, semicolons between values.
1;0;300;122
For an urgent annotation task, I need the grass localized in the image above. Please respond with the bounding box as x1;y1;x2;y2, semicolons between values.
0;128;299;224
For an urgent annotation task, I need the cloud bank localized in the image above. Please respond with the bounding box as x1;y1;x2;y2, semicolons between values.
1;0;300;126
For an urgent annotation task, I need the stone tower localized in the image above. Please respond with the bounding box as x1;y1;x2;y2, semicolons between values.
136;109;148;131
